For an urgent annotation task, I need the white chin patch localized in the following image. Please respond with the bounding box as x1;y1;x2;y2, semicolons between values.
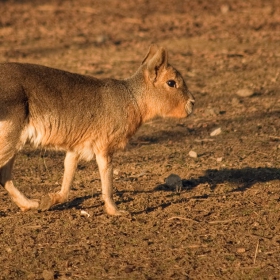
186;101;194;115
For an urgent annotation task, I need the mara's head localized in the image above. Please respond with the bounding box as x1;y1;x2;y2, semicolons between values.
140;44;195;121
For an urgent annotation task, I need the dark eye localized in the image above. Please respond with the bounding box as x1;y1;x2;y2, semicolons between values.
167;80;176;88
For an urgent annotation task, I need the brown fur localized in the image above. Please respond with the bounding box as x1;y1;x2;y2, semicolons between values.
0;45;195;215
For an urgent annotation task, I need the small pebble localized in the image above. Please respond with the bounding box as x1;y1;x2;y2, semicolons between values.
253;222;259;228
80;210;90;217
189;150;198;158
236;247;246;253
220;4;229;14
95;34;108;44
210;127;222;137
5;247;12;253
42;270;54;280
236;88;254;97
113;169;120;175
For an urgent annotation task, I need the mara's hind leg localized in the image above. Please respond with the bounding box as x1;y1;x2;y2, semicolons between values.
39;151;79;211
0;114;39;211
0;157;39;211
0;97;39;211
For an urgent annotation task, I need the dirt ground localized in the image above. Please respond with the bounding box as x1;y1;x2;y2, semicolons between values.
0;0;280;279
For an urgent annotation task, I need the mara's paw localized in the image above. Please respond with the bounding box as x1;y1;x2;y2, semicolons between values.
19;199;40;212
105;206;130;216
112;209;130;216
39;194;55;211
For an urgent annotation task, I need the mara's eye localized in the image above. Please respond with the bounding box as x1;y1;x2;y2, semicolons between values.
167;80;176;88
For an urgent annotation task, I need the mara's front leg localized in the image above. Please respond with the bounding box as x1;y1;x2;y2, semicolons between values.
95;152;128;216
40;151;79;211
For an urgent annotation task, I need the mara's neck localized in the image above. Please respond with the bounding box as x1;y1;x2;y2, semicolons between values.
124;68;155;123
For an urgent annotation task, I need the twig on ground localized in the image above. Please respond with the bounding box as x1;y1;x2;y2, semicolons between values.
253;239;260;265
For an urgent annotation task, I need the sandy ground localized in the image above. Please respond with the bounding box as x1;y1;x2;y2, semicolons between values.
0;0;279;279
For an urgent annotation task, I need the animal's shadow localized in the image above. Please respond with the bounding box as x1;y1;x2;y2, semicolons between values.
50;194;100;211
140;167;280;214
51;167;280;213
156;167;280;192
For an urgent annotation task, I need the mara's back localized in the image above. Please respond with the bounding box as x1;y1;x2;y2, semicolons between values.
0;63;140;154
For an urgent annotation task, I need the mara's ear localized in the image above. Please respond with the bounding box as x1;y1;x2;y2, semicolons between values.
142;44;168;82
142;44;160;64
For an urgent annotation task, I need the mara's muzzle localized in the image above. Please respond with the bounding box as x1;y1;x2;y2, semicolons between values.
185;97;195;116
